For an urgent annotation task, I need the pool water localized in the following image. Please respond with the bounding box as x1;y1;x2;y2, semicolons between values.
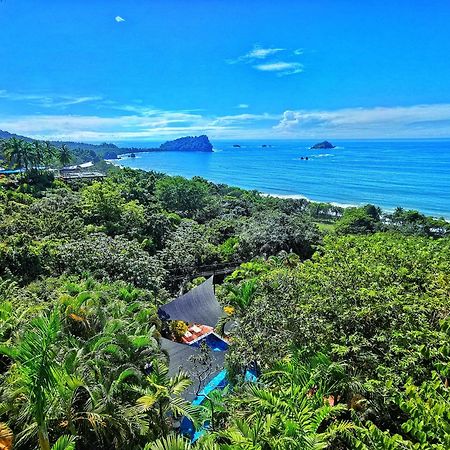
191;333;229;351
179;368;257;442
179;369;228;440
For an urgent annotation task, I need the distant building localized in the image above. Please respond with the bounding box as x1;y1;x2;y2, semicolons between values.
58;164;105;181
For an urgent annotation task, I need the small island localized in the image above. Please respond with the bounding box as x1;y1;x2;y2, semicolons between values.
310;140;335;149
159;135;213;152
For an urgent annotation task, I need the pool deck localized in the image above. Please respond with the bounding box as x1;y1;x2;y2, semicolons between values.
181;324;214;345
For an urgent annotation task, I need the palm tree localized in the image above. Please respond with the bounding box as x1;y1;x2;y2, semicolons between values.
2;138;32;171
29;140;46;169
58;144;73;167
135;360;200;438
0;310;62;450
43;141;57;160
216;280;258;336
208;352;356;449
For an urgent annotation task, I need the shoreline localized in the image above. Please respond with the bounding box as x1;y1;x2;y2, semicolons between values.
261;192;360;210
108;161;450;221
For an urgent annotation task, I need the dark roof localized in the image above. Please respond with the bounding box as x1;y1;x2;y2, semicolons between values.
158;276;223;328
160;337;226;401
161;337;201;377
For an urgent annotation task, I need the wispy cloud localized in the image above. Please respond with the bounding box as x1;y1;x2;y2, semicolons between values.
254;62;304;76
0;90;102;108
275;104;450;137
237;104;249;109
211;113;278;126
227;45;285;64
228;45;304;76
115;16;125;23
0;106;280;141
245;46;284;60
2;95;450;141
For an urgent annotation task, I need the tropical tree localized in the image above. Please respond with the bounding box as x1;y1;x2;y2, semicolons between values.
155;176;211;218
211;352;356;449
0;310;63;450
135;360;200;438
58;144;73;167
2;138;31;171
216;279;258;336
225;280;258;313
30;141;45;169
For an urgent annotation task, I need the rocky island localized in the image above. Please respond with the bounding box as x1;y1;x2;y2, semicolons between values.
159;135;213;152
310;140;336;149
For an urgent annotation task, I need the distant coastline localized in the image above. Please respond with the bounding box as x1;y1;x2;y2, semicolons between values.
0;130;213;161
113;139;450;219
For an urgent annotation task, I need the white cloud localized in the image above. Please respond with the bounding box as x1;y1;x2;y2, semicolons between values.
227;45;305;75
275;104;450;137
227;45;285;64
253;61;304;76
115;16;125;22
2;98;450;141
246;46;284;59
0;106;281;141
237;104;249;109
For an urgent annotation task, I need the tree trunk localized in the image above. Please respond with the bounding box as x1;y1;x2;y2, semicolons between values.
38;427;51;450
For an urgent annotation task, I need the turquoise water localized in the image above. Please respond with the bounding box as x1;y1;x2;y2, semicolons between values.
114;139;450;218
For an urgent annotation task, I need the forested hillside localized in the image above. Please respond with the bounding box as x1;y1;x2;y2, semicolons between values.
0;164;449;449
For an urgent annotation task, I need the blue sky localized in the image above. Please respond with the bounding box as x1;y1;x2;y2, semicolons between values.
1;0;450;141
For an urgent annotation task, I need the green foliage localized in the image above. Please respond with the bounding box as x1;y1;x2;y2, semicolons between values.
0;138;63;173
209;352;355;449
217;236;240;261
0;276;161;449
237;211;321;260
55;233;167;292
1;163;449;449
156;176;211;218
135;360;200;438
334;205;381;235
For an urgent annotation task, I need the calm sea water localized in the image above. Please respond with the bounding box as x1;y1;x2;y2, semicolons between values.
113;139;450;218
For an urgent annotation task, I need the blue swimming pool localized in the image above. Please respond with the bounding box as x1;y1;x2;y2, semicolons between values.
179;368;257;442
191;333;229;351
180;369;228;440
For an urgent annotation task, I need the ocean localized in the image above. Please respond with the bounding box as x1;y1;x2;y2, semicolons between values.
112;139;450;219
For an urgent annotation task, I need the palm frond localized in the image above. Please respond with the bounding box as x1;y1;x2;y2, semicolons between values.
50;435;76;450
